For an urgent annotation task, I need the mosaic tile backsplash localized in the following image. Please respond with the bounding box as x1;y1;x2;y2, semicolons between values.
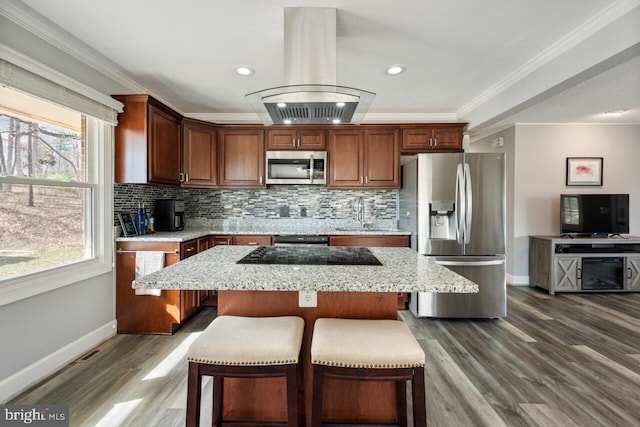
114;184;398;225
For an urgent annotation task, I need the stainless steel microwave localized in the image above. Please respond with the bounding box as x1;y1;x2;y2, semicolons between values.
265;151;327;185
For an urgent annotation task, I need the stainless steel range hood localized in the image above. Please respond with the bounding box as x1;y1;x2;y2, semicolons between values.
246;7;375;125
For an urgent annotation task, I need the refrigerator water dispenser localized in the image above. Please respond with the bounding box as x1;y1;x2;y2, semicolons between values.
429;200;455;240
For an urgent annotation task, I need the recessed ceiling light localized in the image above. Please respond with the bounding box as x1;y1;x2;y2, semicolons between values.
336;102;346;107
332;118;341;124
385;65;406;76
277;102;287;108
235;66;255;76
604;109;627;116
283;119;292;124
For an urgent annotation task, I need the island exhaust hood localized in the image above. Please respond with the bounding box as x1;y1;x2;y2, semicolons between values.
246;7;375;125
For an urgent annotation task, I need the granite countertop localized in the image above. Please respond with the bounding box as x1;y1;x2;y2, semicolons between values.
132;246;478;294
116;220;411;243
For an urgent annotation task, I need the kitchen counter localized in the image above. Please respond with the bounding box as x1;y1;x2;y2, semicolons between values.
115;219;411;242
132;246;478;293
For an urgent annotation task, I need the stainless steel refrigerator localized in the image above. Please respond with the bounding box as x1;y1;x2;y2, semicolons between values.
399;152;506;318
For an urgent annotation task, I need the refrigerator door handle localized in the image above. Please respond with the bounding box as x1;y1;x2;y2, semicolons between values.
464;163;472;245
436;259;504;267
455;163;465;245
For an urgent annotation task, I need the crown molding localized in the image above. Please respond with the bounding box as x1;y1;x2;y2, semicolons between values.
456;0;640;119
0;0;184;115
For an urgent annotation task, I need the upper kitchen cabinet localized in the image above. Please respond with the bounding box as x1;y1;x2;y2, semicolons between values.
218;127;266;188
113;94;182;185
401;123;467;153
328;128;400;189
266;127;326;150
181;118;217;188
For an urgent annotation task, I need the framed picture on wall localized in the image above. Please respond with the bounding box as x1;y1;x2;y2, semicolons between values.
566;157;603;186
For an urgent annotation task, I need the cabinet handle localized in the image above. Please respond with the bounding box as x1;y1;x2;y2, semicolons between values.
297;138;301;148
292;139;296;148
577;267;581;280
179;172;185;182
365;176;368;184
259;175;264;184
428;138;433;147
360;176;364;184
248;242;259;245
186;247;195;252
628;267;633;279
433;137;438;147
185;173;189;183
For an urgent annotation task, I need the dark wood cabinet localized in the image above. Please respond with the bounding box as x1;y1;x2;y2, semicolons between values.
266;127;326;150
116;238;210;334
232;235;273;246
113;94;182;185
328;128;399;189
401;124;465;153
218;128;265;188
182;118;217;188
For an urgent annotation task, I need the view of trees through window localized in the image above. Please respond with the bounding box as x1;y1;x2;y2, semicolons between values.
0;90;89;279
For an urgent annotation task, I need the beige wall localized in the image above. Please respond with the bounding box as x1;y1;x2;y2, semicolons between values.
473;124;640;284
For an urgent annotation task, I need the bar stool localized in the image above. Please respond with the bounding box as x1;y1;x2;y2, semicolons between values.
186;315;305;427
311;318;427;427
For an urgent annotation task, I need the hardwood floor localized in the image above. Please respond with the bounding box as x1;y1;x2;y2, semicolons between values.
10;286;640;426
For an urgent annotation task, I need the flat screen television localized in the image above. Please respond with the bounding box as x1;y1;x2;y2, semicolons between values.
560;194;629;236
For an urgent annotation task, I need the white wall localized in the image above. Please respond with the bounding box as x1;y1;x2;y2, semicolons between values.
474;124;640;284
0;14;127;402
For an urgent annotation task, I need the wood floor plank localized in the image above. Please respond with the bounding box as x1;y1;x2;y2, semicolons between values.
9;289;640;427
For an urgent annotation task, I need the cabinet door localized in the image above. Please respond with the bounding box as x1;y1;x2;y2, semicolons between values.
298;129;326;150
148;104;181;185
328;129;363;188
267;129;298;150
554;257;581;292
363;128;399;188
212;235;233;246
432;127;462;151
402;128;433;152
626;256;640;291
218;128;265;188
182;120;217;188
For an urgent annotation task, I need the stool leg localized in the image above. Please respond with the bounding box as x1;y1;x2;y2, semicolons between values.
396;380;407;427
311;364;324;427
186;362;201;427
286;364;300;427
212;375;223;427
412;367;427;427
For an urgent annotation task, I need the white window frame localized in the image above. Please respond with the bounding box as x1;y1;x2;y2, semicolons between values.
0;47;121;307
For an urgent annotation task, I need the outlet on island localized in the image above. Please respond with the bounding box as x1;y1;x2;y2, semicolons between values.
298;290;317;307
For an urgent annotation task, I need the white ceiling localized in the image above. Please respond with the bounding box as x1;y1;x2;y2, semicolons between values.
8;0;640;139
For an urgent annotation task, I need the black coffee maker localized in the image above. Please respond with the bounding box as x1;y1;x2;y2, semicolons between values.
154;199;185;231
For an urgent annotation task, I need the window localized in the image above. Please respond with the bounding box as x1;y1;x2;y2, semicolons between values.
0;84;114;304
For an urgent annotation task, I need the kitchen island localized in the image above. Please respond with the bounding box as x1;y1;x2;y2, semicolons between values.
133;246;477;425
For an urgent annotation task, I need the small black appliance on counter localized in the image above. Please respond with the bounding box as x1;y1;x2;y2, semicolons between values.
154;199;185;231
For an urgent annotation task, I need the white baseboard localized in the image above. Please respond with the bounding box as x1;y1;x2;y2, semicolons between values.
0;320;116;403
507;274;529;286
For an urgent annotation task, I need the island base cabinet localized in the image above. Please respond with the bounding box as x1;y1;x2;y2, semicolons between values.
217;290;400;426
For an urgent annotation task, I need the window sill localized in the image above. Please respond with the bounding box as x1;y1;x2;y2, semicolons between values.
0;258;112;307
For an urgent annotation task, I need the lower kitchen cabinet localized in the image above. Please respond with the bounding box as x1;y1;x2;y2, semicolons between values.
116;239;210;334
329;234;410;309
232;235;273;246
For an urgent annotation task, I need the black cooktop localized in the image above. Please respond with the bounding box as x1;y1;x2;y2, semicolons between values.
236;246;382;266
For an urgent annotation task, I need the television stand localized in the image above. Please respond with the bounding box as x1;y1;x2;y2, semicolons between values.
529;235;640;295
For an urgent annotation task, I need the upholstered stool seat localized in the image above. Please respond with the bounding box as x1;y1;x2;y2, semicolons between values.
186;315;305;427
311;318;427;427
